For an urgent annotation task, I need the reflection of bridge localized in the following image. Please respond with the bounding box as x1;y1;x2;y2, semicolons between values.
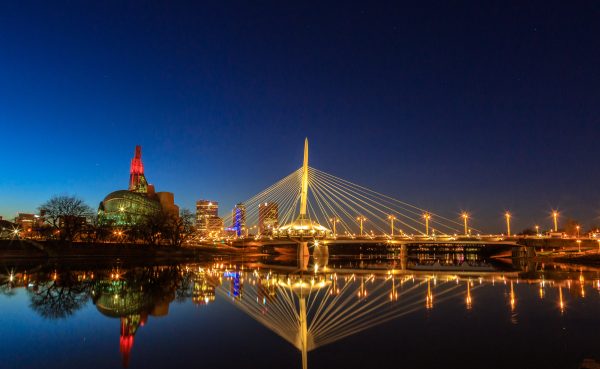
216;268;470;369
1;262;597;369
213;263;570;369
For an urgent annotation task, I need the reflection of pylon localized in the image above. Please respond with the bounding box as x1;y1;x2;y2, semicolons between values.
216;272;464;369
299;297;308;369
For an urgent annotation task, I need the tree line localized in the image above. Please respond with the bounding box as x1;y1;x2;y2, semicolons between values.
34;195;195;246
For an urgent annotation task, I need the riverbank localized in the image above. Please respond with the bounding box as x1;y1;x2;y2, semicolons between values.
0;239;264;266
554;252;600;267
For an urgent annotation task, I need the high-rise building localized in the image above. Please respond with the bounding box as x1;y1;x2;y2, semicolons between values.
232;203;246;237
258;202;278;235
196;200;222;236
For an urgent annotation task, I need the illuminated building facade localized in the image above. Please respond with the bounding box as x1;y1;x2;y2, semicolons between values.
196;200;222;236
128;146;147;193
258;202;278;235
98;146;179;226
14;212;45;237
232;203;246;237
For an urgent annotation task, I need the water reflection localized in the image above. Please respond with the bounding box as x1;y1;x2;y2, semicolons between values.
3;257;600;368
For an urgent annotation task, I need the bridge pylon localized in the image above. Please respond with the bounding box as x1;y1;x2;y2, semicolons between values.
278;138;330;238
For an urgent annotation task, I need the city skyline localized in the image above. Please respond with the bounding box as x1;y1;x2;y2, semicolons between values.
4;3;600;369
2;140;597;235
1;1;600;232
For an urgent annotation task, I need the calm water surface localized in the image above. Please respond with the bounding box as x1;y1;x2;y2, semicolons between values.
1;255;600;369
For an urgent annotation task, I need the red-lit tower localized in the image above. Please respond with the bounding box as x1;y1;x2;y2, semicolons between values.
128;145;148;193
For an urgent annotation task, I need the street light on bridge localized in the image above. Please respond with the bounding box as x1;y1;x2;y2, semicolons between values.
329;216;339;237
461;212;469;236
535;225;540;237
388;215;396;237
505;212;511;237
552;211;559;232
423;213;431;236
356;216;367;237
576;225;580;238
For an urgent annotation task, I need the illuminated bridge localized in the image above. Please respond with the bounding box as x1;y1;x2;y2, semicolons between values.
219;139;518;255
223;139;484;238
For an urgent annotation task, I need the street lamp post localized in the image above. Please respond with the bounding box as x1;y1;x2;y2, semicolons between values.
576;225;580;238
423;213;431;236
535;225;539;236
505;212;511;237
356;216;366;237
388;215;396;237
461;213;469;236
329;217;339;237
552;211;559;232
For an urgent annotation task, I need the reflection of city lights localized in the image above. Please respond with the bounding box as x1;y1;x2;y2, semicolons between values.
559;287;565;314
510;281;515;311
466;281;472;310
426;279;433;309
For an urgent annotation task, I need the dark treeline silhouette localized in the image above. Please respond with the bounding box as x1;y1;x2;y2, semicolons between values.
28;195;196;247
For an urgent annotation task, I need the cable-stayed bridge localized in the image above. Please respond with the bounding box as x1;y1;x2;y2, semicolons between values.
220;139;511;246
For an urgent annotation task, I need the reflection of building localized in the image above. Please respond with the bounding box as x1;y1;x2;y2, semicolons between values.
232;203;246;237
93;276;176;368
223;271;244;299
119;314;145;368
192;273;216;305
258;202;278;235
196;200;222;236
98;146;179;226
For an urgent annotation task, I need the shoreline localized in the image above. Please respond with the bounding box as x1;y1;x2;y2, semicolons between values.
0;239;265;267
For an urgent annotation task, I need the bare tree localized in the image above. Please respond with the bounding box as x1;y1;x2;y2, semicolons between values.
29;272;91;319
39;195;94;243
165;209;195;247
134;211;170;246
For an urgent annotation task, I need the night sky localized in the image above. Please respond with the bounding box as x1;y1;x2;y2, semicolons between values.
1;1;599;232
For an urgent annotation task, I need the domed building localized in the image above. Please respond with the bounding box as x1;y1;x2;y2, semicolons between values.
98;146;179;226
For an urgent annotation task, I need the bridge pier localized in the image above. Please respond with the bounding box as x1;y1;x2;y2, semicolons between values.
398;244;407;271
297;241;309;271
312;244;329;268
512;245;536;259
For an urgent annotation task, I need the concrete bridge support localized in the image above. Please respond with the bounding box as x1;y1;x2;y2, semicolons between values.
512;245;536;259
297;241;309;271
400;244;407;271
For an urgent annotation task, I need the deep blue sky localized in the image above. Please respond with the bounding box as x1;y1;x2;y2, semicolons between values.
1;1;599;232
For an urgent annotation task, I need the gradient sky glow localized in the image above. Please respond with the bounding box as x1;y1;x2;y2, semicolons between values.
1;1;599;232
